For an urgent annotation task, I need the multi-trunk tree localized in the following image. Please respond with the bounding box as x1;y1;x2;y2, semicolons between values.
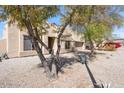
0;5;75;79
64;5;124;57
0;5;124;79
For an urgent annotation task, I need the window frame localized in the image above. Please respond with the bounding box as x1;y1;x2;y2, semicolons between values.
23;35;34;51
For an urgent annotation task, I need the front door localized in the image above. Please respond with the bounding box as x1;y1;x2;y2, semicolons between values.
48;37;55;50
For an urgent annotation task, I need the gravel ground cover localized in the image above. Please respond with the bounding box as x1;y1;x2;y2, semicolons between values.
0;47;124;88
0;53;90;88
88;47;124;88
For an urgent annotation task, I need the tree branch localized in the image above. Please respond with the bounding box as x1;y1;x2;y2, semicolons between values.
34;27;50;51
56;9;76;56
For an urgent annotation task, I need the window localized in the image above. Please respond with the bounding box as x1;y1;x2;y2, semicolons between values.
23;35;34;51
75;42;83;47
65;41;70;49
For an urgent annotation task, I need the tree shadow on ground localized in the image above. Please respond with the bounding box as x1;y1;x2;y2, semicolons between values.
95;52;106;55
57;51;93;73
57;56;77;74
37;56;77;71
36;51;107;87
57;51;101;88
37;56;78;74
37;51;99;73
76;50;106;56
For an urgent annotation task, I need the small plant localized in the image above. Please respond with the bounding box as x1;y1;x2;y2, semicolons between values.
94;80;111;88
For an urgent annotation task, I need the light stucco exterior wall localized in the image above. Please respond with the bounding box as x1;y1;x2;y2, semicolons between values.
42;25;85;54
19;30;37;57
0;23;85;58
1;23;37;58
60;26;85;51
41;28;58;54
19;51;37;57
6;23;20;58
0;39;7;55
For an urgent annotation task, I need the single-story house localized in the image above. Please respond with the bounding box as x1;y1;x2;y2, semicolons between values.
0;22;85;58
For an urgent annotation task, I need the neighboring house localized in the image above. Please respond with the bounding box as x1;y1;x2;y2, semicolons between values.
0;22;84;58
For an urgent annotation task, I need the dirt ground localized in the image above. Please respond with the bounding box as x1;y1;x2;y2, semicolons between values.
0;53;90;88
0;47;124;88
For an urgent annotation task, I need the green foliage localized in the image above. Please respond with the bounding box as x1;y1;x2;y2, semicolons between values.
1;5;124;48
0;5;59;31
63;5;124;46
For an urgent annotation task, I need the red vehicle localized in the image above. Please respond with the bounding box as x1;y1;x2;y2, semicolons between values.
104;41;121;49
114;42;121;48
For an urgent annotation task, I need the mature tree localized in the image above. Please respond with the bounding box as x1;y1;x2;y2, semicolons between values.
0;5;75;79
0;5;124;79
63;5;124;56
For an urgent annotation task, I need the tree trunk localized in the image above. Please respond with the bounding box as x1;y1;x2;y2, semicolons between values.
84;24;95;58
20;7;58;79
51;61;58;79
23;19;52;77
56;9;75;57
51;22;70;78
51;62;57;78
34;27;58;79
88;35;95;57
21;7;75;79
90;40;95;56
50;54;58;79
56;22;69;57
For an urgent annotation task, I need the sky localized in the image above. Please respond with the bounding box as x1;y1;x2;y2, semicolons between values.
112;26;124;38
0;22;5;39
48;15;61;25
